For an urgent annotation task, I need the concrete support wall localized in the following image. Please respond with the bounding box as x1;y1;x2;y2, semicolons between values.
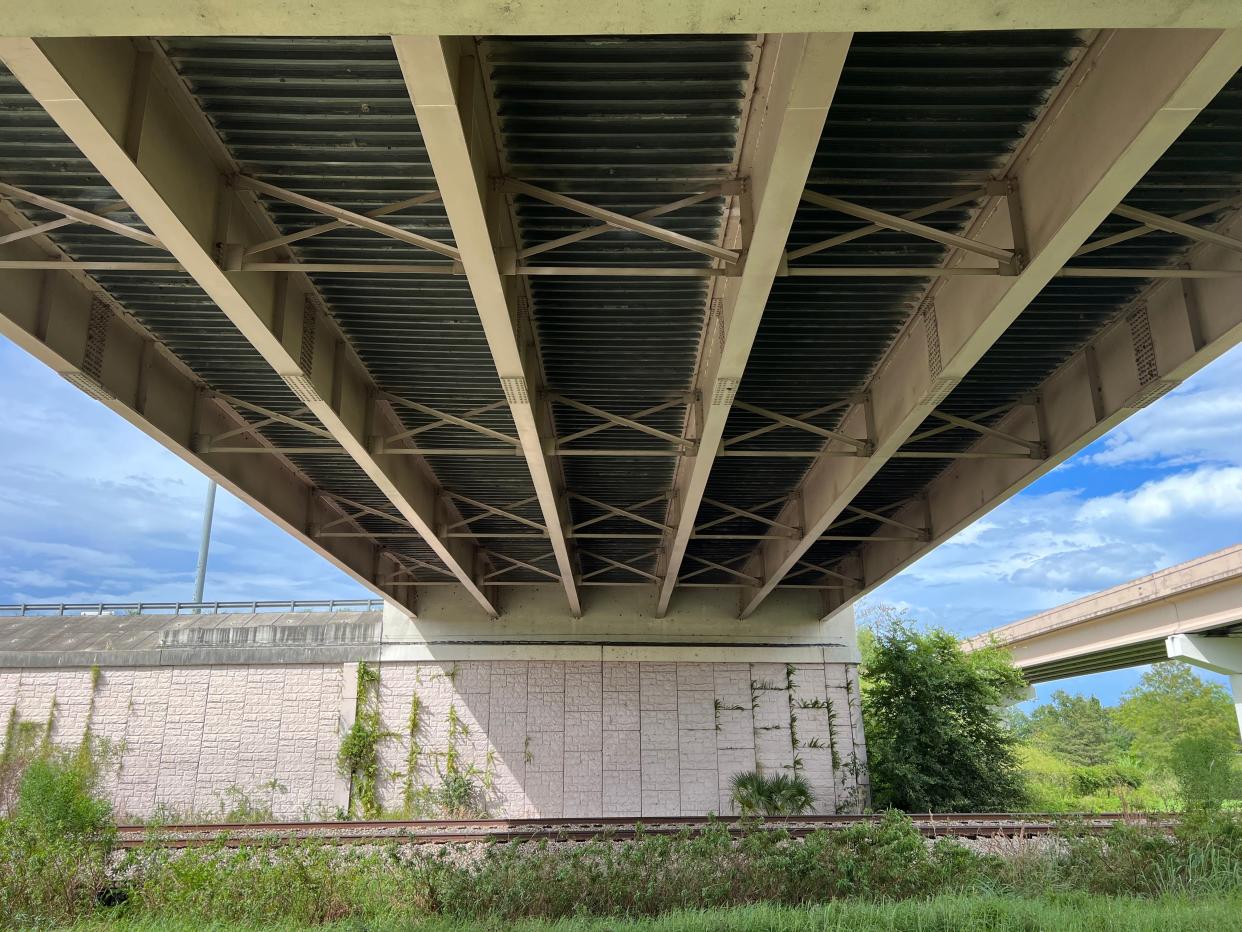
0;659;867;820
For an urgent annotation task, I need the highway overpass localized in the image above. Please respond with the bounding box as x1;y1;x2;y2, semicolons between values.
1;16;1241;627
4;7;1242;816
964;544;1242;736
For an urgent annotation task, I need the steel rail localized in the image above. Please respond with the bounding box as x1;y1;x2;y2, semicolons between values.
116;812;1173;849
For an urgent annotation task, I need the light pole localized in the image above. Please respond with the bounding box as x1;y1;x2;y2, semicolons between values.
192;479;217;610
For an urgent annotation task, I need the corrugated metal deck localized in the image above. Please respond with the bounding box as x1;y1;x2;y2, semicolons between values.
687;32;1086;582
802;63;1242;575
483;36;755;583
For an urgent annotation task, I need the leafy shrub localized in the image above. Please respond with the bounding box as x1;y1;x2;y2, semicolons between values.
413;810;984;921
729;771;815;817
435;771;485;818
118;839;381;925
4;800;1242;926
0;708;47;817
1050;811;1242;898
0;750;116;927
1170;735;1238;811
12;753;113;843
861;615;1026;812
1069;762;1144;797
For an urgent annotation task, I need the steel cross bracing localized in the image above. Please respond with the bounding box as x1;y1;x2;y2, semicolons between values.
0;84;444;610
11;175;1242;283
0;193;431;609
0;37;508;615
4;64;1240;608
3;31;1242;620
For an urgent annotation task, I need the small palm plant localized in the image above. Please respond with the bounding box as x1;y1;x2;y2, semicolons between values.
729;770;816;818
730;771;768;817
764;772;815;816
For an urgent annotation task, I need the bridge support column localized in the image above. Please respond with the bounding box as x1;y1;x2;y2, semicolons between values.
1166;634;1242;741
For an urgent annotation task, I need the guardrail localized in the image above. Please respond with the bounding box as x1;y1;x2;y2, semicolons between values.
0;599;387;617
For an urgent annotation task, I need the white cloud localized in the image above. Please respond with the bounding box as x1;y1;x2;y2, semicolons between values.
866;345;1242;645
1080;466;1242;524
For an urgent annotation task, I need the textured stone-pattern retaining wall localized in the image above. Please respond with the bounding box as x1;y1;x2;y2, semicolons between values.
0;665;346;820
0;660;866;819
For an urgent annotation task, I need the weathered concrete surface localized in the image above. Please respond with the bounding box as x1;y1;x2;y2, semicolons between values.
0;593;860;668
0;664;347;820
0;612;383;668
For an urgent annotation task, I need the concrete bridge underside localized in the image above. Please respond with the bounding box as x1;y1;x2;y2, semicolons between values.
5;8;1242;818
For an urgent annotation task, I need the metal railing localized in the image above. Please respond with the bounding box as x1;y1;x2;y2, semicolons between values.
0;599;387;617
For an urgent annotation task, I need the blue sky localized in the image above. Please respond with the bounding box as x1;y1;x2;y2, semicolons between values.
0;338;368;607
2;334;1239;704
858;343;1242;704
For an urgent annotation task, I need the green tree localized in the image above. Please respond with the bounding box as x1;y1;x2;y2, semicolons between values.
861;612;1027;812
1025;691;1131;766
1115;662;1237;768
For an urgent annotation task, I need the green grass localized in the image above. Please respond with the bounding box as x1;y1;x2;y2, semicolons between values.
65;894;1242;931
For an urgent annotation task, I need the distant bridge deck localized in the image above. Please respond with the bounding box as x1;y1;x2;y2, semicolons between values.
963;544;1242;681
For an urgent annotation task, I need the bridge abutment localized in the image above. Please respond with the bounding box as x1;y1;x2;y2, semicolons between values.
0;594;867;820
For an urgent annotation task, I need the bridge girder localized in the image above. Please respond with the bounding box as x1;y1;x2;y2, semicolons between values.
737;28;1242;617
824;171;1242;622
0;204;418;610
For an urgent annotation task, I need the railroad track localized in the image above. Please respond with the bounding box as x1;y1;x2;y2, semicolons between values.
115;812;1171;849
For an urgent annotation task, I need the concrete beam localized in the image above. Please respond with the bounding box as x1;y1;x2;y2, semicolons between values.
393;36;581;617
1167;633;1242;737
1167;633;1242;676
0;592;861;666
0;209;412;610
656;32;851;615
0;37;499;616
6;2;1242;37
835;191;1242;625
964;545;1242;657
740;28;1242;617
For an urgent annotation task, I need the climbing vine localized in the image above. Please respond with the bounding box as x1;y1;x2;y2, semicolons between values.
715;696;744;734
401;692;423;812
785;664;803;773
398;669;495;819
338;661;387;818
824;697;842;771
77;666;104;763
41;697;57;750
